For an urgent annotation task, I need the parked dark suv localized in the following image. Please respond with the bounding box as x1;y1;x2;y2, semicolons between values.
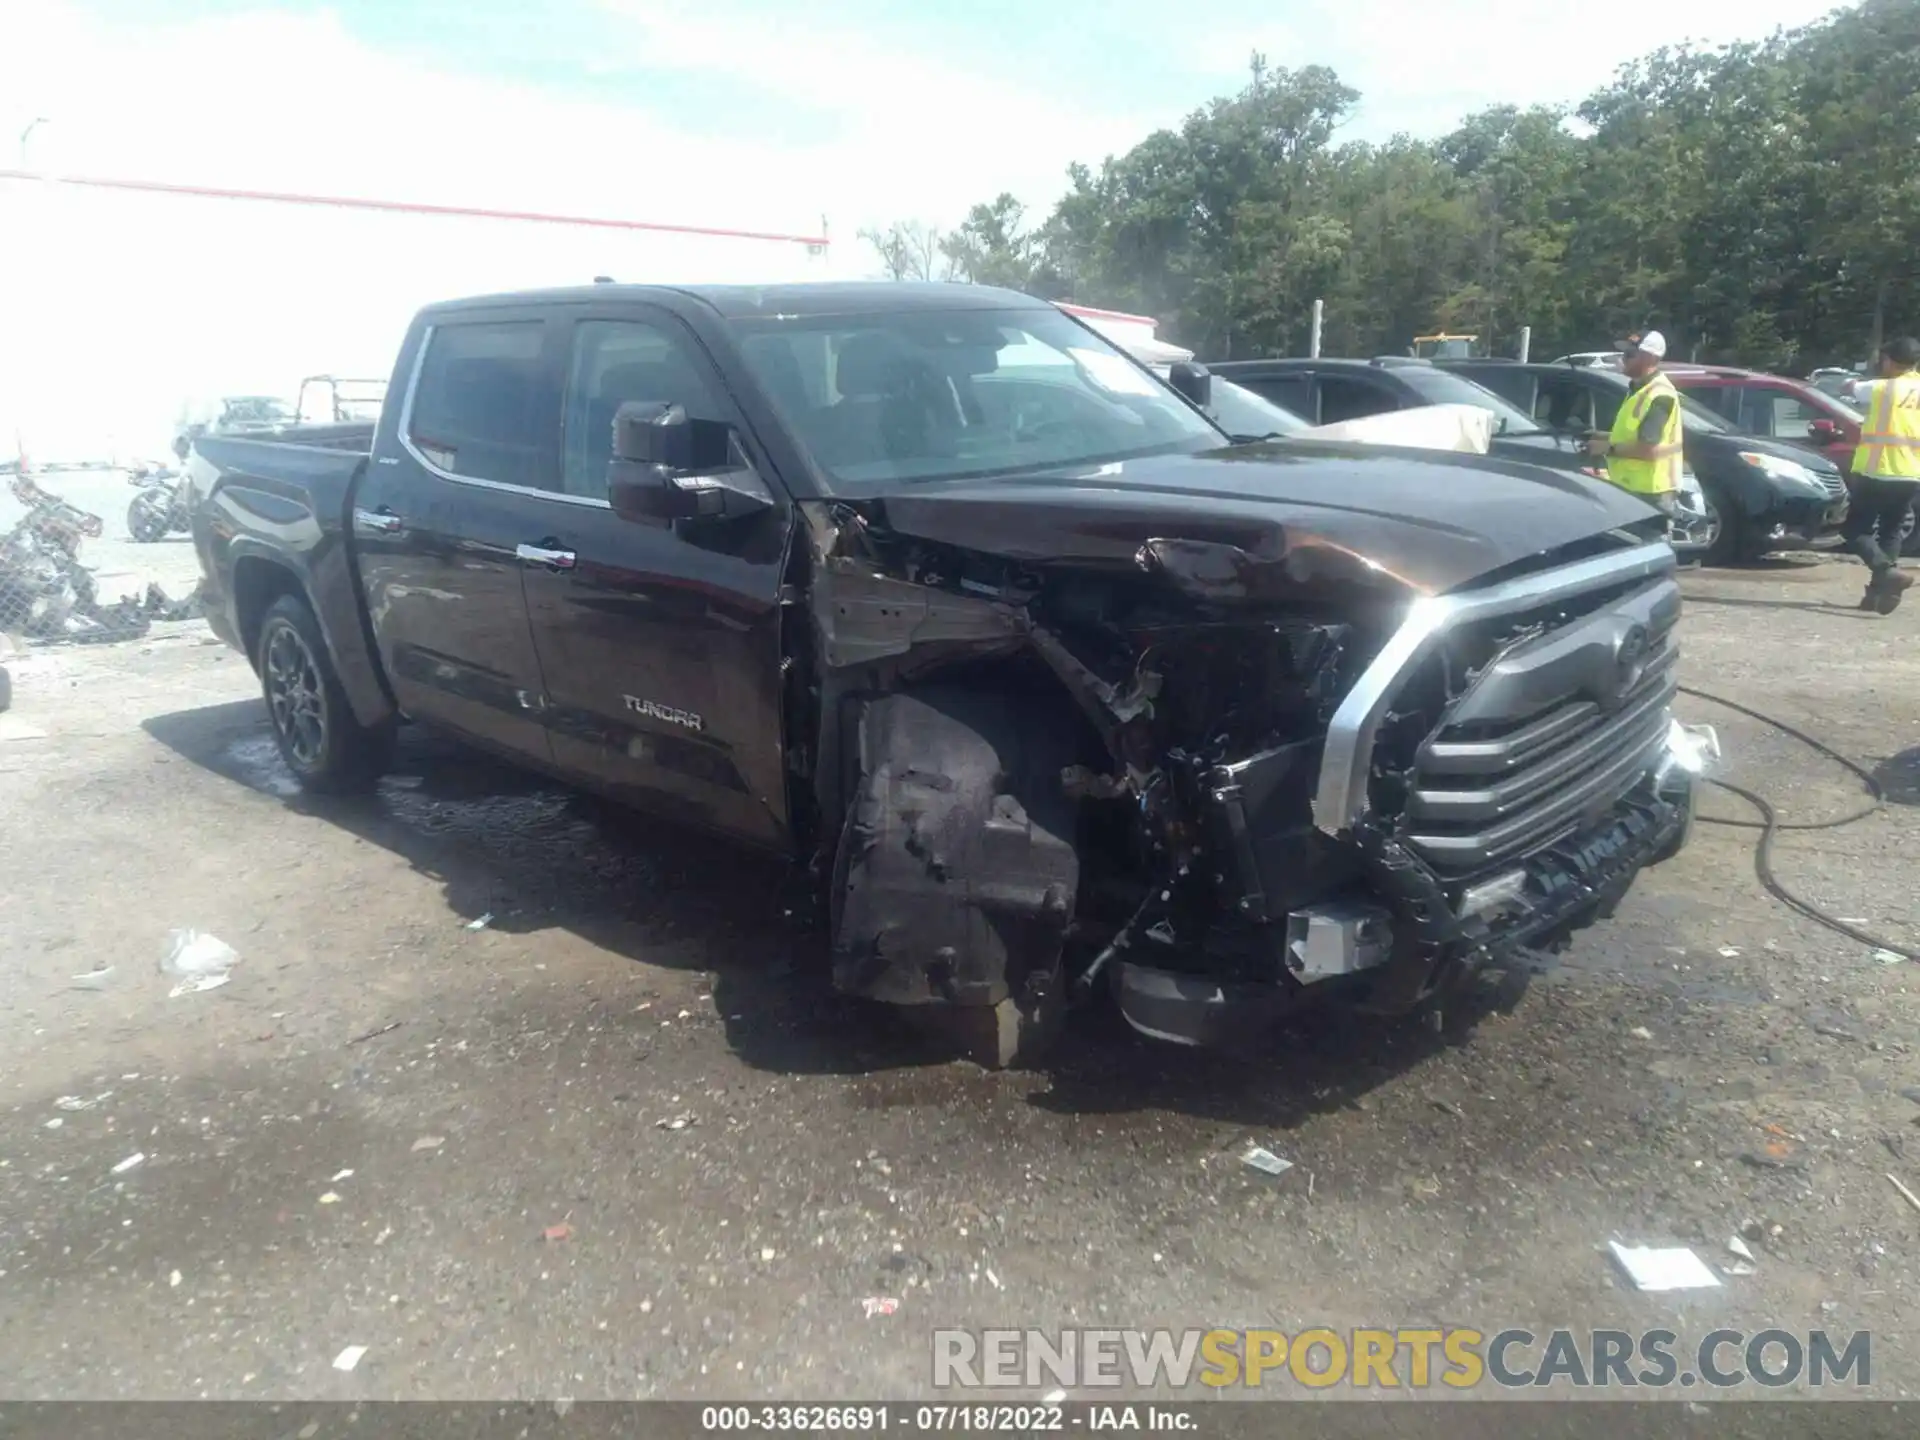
1440;360;1849;564
1211;357;1716;555
1211;357;1596;472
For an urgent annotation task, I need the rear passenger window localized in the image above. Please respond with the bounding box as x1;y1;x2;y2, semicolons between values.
408;321;547;487
1239;374;1315;420
560;320;729;499
1317;376;1395;425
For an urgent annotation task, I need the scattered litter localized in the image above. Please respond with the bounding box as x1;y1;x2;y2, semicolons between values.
655;1112;696;1131
1242;1145;1294;1176
373;1226;393;1246
1609;1242;1721;1292
1887;1173;1920;1218
1740;1150;1804;1171
1628;1026;1654;1041
410;1136;444;1153
544;1223;573;1243
1728;1236;1755;1262
861;1297;900;1318
331;1345;367;1373
110;1153;145;1175
160;929;239;997
0;715;49;741
1725;1262;1757;1278
1431;1100;1464;1118
329;1169;355;1183
169;1270;182;1289
69;967;115;990
54;1095;101;1111
1874;949;1906;966
43;1118;62;1130
1812;1023;1862;1043
318;1192;342;1205
760;1246;776;1261
1718;946;1741;958
1838;919;1872;926
985;1268;1003;1290
347;1021;402;1045
465;914;493;931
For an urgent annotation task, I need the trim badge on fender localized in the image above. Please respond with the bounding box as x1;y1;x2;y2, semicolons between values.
625;696;704;733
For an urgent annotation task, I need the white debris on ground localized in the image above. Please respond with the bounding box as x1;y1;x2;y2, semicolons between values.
159;929;239;997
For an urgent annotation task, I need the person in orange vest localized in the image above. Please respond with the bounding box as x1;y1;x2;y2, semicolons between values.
1844;337;1920;614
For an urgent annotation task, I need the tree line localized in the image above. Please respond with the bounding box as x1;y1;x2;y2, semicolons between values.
861;0;1918;371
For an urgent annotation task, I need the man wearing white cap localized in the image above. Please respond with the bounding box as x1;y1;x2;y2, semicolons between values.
1585;330;1683;517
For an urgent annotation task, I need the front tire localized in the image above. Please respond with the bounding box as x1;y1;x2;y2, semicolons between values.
830;687;1080;1070
255;593;394;793
127;496;167;544
1695;479;1741;565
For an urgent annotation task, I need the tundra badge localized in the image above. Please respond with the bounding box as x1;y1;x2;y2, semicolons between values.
625;696;704;733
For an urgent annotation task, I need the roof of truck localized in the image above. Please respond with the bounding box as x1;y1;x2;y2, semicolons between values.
420;281;1048;319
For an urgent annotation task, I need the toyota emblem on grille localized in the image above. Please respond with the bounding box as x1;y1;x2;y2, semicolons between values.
1602;623;1650;710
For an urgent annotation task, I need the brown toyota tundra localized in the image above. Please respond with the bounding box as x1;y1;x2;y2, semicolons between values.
185;282;1711;1065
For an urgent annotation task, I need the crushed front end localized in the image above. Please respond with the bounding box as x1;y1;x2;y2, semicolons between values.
800;491;1712;1055
1099;538;1714;1046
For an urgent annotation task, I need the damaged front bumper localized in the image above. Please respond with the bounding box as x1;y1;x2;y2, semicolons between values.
1113;719;1719;1047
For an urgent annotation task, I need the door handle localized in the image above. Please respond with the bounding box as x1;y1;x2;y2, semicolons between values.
352;507;403;534
516;543;577;570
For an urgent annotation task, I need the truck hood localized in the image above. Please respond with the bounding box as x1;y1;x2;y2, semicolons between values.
866;443;1661;600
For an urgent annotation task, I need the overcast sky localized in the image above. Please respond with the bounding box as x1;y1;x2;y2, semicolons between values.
0;0;1850;455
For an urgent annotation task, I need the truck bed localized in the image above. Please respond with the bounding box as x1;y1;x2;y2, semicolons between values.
189;429;391;732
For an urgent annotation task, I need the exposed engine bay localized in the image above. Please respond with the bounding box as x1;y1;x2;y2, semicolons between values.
794;496;1714;1063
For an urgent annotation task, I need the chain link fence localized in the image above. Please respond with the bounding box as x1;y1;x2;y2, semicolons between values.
1;469;201;646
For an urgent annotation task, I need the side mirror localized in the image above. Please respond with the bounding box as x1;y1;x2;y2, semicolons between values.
1806;418;1840;444
1167;361;1212;409
607;401;773;525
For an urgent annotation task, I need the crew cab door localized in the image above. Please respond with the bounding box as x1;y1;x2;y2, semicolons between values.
355;309;558;762
516;307;794;847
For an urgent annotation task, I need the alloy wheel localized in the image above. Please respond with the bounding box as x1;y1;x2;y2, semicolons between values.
263;623;326;767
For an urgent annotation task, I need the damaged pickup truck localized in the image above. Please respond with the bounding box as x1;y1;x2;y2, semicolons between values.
187;282;1713;1065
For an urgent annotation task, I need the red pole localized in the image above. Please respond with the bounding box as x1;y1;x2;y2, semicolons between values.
0;169;830;248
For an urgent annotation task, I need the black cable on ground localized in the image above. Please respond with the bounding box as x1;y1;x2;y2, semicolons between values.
1675;683;1919;961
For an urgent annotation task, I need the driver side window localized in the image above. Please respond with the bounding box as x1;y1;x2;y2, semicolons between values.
560;319;727;499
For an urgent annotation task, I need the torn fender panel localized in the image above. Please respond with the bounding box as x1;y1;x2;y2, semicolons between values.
809;555;1028;669
865;444;1660;599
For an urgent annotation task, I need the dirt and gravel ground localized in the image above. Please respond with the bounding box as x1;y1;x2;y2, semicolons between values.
3;520;1920;1423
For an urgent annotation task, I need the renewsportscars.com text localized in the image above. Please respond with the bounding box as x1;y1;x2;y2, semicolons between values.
932;1327;1871;1391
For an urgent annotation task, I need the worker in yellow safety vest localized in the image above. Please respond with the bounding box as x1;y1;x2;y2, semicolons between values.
1584;331;1683;516
1842;336;1920;614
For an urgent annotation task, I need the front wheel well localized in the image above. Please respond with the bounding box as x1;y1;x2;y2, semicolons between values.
231;555;307;665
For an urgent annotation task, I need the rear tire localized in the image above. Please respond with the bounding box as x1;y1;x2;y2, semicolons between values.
255;593;394;793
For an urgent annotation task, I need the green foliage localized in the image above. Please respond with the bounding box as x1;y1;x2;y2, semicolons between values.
864;4;1918;367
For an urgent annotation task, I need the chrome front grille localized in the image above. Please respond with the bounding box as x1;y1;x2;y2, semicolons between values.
1817;472;1847;501
1403;642;1677;874
1312;541;1682;861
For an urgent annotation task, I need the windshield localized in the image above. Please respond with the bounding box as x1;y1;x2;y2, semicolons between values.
1204;378;1309;440
1395;368;1544;435
729;306;1223;490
